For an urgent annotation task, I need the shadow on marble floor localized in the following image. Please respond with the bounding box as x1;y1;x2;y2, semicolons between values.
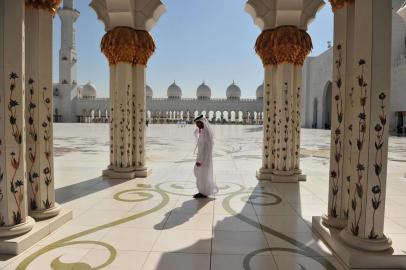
148;182;343;270
56;176;129;204
154;199;213;231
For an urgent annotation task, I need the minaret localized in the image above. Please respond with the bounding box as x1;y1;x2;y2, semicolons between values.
57;0;79;85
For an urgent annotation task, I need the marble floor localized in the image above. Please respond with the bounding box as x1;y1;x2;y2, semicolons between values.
1;124;406;270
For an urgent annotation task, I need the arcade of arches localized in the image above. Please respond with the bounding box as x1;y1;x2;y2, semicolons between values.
78;109;264;125
0;0;405;269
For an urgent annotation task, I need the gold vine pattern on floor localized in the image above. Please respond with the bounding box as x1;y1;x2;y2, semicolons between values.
222;191;337;270
16;187;169;270
16;182;336;270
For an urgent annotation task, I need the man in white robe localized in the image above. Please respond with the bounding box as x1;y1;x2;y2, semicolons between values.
193;115;218;199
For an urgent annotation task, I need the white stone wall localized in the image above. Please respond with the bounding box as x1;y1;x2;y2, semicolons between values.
53;83;77;122
300;6;406;131
392;11;406;61
391;65;406;129
75;98;109;118
301;48;333;129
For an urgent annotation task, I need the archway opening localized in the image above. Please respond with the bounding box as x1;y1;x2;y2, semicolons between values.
322;81;332;130
312;98;318;128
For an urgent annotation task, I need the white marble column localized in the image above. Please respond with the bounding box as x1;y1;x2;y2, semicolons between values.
340;0;392;251
101;27;153;179
132;65;147;169
323;0;355;229
0;0;35;236
24;1;61;220
255;26;312;182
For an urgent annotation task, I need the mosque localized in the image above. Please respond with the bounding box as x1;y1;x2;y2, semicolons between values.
54;0;406;134
3;0;406;268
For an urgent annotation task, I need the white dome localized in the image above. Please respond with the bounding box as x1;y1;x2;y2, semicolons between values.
146;85;153;98
81;82;97;99
256;84;264;99
167;81;182;98
226;81;241;99
196;82;211;99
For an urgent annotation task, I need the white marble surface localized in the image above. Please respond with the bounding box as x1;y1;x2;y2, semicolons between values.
0;124;405;270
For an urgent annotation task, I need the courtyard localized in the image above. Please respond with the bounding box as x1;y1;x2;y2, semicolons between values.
0;124;405;270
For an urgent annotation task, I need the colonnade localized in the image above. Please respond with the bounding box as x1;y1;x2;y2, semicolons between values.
247;0;399;267
0;0;60;237
148;110;264;124
78;109;109;123
319;0;393;252
0;0;402;266
249;2;316;182
100;28;152;179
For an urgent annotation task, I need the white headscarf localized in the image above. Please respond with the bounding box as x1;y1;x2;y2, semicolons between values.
193;116;214;153
199;117;214;143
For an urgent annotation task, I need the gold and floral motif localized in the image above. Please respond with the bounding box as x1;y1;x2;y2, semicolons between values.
101;27;155;66
329;0;354;12
25;0;62;15
255;26;312;66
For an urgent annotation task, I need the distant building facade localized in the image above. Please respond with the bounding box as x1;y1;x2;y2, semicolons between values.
301;0;406;133
54;0;406;132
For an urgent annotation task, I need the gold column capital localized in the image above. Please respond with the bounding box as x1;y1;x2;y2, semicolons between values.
101;27;155;66
329;0;354;12
255;26;312;66
25;0;62;15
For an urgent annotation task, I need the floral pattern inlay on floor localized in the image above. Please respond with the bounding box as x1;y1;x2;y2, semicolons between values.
1;124;406;270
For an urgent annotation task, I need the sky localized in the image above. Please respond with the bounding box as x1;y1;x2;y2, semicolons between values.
52;0;333;98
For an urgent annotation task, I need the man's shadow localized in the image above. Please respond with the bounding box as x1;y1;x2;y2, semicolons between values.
154;198;214;230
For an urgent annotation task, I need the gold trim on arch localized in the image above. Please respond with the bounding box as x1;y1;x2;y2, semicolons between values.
101;27;155;66
329;0;354;12
25;0;62;15
255;26;313;66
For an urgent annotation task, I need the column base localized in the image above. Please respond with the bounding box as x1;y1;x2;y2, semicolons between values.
339;227;392;252
0;209;72;255
256;168;273;181
321;214;348;229
0;217;35;238
29;202;61;220
103;166;151;179
312;216;405;269
256;168;306;182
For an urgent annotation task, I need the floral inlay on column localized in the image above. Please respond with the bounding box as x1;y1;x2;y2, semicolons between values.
272;98;277;170
345;87;355;218
264;83;271;169
42;87;54;209
330;44;344;218
138;103;144;167
119;103;125;168
350;59;368;236
110;102;114;166
8;72;24;224
126;85;131;166
369;92;387;239
251;19;316;181
282;82;289;171
131;92;136;166
27;78;39;210
294;87;301;170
